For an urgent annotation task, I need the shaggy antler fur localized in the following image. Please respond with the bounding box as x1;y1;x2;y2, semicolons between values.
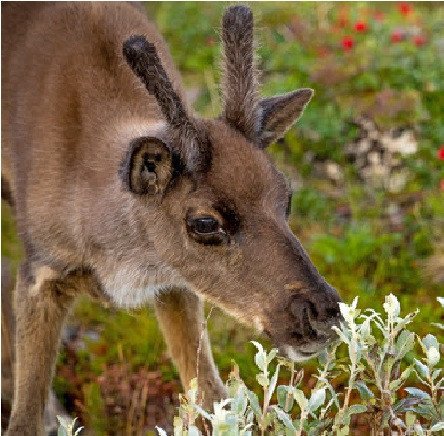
123;35;208;171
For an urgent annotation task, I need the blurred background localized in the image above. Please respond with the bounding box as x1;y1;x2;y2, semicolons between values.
1;1;443;434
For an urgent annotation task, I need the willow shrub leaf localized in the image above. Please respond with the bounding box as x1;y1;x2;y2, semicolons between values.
414;358;430;379
430;422;444;432
153;294;444;436
276;385;294;412
265;364;280;406
308;388;326;413
404;387;432;401
273;406;296;431
245;389;261;419
147;294;443;435
251;341;267;372
355;380;374;401
395;330;415;360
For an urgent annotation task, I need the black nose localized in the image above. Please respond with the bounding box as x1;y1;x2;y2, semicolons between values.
290;296;319;340
289;289;342;339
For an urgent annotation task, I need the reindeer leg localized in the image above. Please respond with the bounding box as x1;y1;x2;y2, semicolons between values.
154;288;226;409
7;263;75;436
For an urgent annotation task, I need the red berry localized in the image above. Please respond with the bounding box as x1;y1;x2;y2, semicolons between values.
438;146;444;160
391;31;404;43
354;21;367;32
342;36;354;51
399;2;413;16
413;35;426;46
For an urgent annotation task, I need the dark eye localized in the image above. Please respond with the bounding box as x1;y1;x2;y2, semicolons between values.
193;217;220;234
186;215;227;245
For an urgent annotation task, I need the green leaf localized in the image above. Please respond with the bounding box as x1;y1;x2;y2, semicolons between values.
426;347;440;367
415;402;439;420
389;378;403;392
246;389;261;419
266;349;278;365
422;334;439;351
332;326;350;344
432;368;442;381
256;373;269;387
293;388;308;410
252;341;267;372
430;422;444;432
395;330;415;360
404;387;431;401
273;407;296;431
308;388;326;413
355;381;374;400
400;365;413;381
232;386;248;416
405;411;416;427
414;359;430;379
277;385;294;412
265;364;280;406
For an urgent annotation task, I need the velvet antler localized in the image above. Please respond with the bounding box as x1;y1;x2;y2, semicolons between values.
221;5;260;142
123;35;208;171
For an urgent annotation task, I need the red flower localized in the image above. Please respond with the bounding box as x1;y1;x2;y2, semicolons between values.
391;31;404;43
354;21;368;32
342;36;354;51
413;35;427;47
438;146;444;160
399;2;413;16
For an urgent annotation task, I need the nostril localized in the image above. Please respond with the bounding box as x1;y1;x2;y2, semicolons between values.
302;307;318;339
308;301;319;319
290;331;303;341
326;307;341;318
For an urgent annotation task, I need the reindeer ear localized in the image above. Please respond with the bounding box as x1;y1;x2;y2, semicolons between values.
258;88;313;148
121;137;179;195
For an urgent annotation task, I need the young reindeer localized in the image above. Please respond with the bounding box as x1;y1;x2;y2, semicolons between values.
2;3;342;434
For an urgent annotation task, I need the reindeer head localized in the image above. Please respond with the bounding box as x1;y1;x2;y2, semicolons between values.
121;5;342;360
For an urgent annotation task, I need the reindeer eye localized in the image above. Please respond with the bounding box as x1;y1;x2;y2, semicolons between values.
193;217;219;234
186;215;228;245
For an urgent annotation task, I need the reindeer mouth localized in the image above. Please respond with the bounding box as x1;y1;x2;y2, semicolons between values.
281;345;321;362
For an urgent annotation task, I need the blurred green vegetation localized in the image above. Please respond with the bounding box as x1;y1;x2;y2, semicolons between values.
2;2;443;433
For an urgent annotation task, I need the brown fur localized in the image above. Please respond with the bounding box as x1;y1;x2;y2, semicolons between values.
2;3;341;434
